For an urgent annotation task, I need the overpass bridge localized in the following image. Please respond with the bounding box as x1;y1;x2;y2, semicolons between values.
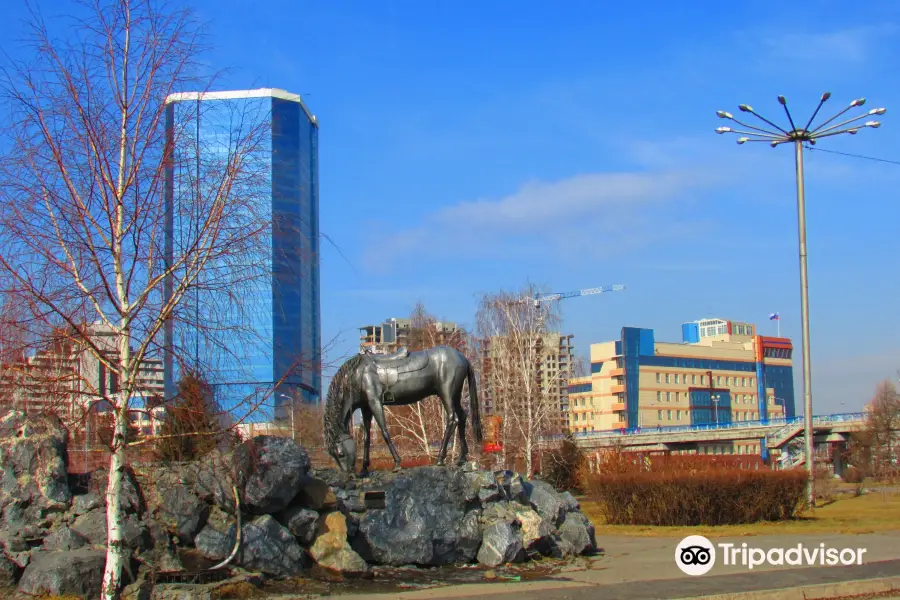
543;412;866;454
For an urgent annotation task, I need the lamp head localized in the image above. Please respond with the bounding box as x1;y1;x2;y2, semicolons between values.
869;107;886;115
737;137;749;144
739;104;753;112
715;126;731;134
865;120;881;128
821;92;832;101
850;98;866;107
716;110;733;119
777;95;787;105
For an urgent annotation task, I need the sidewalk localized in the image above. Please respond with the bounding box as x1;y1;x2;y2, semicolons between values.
338;532;900;600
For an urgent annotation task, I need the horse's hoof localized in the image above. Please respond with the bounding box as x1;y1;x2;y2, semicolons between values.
392;466;402;473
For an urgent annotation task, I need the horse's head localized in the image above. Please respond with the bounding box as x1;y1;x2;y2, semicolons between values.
329;435;357;473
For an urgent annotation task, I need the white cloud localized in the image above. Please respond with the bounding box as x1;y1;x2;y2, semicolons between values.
361;164;726;273
758;24;896;64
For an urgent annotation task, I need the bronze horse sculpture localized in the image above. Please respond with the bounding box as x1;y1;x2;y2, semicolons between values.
323;345;483;474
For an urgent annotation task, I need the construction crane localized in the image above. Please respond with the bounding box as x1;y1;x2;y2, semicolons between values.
531;284;625;309
528;284;625;328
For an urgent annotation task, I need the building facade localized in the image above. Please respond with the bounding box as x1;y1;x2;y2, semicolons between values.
163;89;321;419
480;332;575;428
359;317;464;354
0;322;164;430
567;320;795;456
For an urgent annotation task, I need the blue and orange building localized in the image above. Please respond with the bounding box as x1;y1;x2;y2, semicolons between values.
567;318;795;455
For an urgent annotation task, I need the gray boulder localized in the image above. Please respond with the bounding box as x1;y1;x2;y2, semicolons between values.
0;411;71;513
523;479;565;526
16;549;111;598
278;506;319;546
73;492;104;515
196;514;308;578
89;467;143;514
43;526;89;551
196;448;252;514
294;477;337;511
0;552;18;585
156;482;209;543
560;491;580;512
241;436;311;514
70;509;151;551
476;521;524;567
559;511;596;555
353;467;479;566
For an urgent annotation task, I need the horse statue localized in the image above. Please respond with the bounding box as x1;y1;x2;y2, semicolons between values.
323;345;483;475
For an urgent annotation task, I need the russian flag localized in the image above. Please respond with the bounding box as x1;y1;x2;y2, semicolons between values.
769;312;780;321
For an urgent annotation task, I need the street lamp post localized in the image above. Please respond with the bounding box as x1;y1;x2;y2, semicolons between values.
711;393;721;425
277;392;295;442
715;93;885;508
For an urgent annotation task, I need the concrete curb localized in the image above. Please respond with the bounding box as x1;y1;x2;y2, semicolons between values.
677;576;900;600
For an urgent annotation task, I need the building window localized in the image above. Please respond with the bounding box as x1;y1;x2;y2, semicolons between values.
675;392;679;402
667;410;672;420
658;410;662;419
674;374;680;384
657;391;661;402
749;378;754;387
700;375;706;385
692;374;696;384
656;372;661;383
666;392;671;401
665;374;670;383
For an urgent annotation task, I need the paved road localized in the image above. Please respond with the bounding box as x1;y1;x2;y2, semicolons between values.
342;532;900;600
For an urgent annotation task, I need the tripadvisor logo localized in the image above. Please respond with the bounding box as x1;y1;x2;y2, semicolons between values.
676;536;868;576
675;535;716;576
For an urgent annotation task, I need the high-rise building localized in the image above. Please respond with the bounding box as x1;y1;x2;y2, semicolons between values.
479;332;575;428
163;89;321;419
359;317;464;354
0;321;164;429
567;320;795;456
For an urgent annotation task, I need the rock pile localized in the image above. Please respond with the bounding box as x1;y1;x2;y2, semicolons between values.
0;410;597;598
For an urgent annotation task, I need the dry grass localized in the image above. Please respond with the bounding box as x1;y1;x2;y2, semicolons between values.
210;581;263;599
581;489;900;537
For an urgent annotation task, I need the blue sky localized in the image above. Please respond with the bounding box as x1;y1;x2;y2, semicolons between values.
5;1;900;414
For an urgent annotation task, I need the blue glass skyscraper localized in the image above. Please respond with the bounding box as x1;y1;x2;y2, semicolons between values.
163;89;321;420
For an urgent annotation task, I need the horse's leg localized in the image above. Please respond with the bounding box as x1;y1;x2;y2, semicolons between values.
454;382;469;466
364;376;403;471
435;391;457;467
360;407;373;477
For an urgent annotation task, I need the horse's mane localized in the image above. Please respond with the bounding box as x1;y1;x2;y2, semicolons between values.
323;353;368;451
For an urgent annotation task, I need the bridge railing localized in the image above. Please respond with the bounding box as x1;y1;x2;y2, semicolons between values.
541;412;866;444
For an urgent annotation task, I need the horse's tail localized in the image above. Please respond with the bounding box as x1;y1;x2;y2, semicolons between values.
466;359;483;444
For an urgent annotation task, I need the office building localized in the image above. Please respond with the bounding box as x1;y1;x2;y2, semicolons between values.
163;89;321;419
567;319;795;453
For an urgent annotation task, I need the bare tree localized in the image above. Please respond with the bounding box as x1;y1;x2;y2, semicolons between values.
866;379;900;478
0;1;283;596
475;284;566;476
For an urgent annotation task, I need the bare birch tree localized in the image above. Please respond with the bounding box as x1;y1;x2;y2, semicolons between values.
475;284;566;476
866;380;900;478
0;1;280;596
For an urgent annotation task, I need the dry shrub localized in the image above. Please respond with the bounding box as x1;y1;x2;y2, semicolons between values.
366;454;433;471
842;465;864;484
583;447;806;525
